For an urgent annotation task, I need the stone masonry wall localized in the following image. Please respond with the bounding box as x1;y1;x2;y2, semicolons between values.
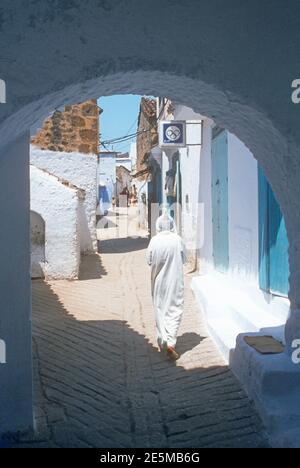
136;98;158;179
31;99;100;154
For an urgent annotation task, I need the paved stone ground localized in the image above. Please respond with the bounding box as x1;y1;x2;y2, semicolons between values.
14;217;269;448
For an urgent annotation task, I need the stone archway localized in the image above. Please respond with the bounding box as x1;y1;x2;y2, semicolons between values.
2;71;299;348
1;1;300;436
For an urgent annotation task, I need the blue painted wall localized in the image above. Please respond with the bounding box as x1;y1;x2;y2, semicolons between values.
211;130;229;273
98;152;116;213
258;167;289;297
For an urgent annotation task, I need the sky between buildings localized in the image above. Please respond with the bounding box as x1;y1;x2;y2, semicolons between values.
98;95;142;154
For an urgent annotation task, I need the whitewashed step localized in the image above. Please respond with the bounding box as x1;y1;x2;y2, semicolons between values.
205;316;244;362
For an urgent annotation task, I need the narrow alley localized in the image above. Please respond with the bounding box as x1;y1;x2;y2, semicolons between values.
18;213;269;448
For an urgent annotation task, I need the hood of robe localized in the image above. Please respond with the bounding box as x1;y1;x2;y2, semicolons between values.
156;212;177;234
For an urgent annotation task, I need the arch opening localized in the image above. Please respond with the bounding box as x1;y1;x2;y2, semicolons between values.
2;70;292;300
30;91;292;448
24;81;293;351
28;90;291;362
1;75;298;447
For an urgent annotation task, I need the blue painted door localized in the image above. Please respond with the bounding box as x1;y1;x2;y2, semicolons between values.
258;168;289;297
211;130;229;273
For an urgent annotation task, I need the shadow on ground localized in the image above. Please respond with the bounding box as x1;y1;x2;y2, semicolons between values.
176;332;205;355
97;217;118;229
78;254;107;280
98;236;149;254
7;280;270;448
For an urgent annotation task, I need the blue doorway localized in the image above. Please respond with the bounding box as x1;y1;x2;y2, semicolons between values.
211;129;229;273
258;167;289;297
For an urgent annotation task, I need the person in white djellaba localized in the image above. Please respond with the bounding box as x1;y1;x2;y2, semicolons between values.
146;210;186;360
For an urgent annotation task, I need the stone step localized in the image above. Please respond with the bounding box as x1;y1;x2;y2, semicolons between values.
205;316;244;362
231;333;300;447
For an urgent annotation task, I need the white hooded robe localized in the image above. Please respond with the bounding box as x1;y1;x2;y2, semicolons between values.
146;216;185;348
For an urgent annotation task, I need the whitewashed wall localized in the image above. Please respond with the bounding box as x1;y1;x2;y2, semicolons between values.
198;118;214;274
227;133;259;283
30;146;97;253
192;125;290;362
161;150;169;207
172;106;204;262
135;179;148;230
30;210;45;278
30;165;81;279
197;125;262;283
129;142;137;171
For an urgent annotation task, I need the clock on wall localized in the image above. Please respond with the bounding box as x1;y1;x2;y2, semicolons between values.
159;121;186;147
165;125;182;142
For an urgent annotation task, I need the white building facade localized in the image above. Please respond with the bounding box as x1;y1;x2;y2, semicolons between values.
156;102;289;347
30;165;84;279
156;102;296;442
193;121;290;347
31;146;98;255
30;146;98;280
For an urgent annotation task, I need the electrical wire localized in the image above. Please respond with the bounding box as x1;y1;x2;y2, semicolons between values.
100;97;167;149
101;128;147;146
125;114;139;135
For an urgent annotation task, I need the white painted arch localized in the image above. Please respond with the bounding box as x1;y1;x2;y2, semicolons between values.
1;69;299;351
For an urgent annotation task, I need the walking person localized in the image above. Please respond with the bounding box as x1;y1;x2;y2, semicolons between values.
146;210;186;360
132;184;138;206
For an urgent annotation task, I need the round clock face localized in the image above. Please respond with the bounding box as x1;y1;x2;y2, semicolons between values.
165;125;181;141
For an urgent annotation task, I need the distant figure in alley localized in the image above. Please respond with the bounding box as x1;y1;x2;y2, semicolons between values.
146;211;186;360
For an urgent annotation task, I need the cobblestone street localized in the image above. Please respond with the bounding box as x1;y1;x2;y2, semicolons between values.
21;221;269;448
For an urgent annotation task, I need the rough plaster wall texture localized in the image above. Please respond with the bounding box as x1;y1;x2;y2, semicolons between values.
30;146;97;253
30;166;80;279
31;242;45;278
0;1;299;346
78;198;91;253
